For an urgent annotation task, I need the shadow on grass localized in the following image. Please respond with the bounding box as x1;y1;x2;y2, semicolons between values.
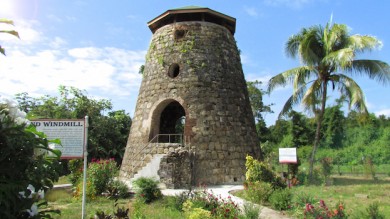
333;176;390;186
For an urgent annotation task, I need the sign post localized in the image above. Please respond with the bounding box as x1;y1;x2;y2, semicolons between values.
32;117;89;217
82;116;88;219
279;148;297;188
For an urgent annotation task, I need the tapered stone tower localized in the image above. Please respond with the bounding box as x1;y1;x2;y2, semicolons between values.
120;6;261;188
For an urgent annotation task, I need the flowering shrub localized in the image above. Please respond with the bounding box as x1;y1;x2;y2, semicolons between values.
0;97;62;218
73;158;120;199
304;200;347;219
189;189;241;219
88;158;118;195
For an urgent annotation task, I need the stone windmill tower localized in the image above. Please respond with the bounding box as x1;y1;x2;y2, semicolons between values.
120;6;261;188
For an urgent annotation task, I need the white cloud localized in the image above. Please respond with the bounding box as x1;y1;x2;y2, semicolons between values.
375;109;390;117
244;6;259;17
0;46;146;101
263;0;311;9
49;37;67;49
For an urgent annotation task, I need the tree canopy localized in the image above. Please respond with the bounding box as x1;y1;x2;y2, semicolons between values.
15;86;132;165
267;21;390;181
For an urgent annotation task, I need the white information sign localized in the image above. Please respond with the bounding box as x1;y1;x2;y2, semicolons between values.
279;148;297;164
31;119;85;158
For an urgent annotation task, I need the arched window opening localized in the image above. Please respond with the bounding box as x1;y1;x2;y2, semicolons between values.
150;100;186;143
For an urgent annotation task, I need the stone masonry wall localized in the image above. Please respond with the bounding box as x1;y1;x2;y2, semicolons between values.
120;21;261;185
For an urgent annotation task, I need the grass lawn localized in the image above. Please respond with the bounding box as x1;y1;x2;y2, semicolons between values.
234;175;390;218
47;174;389;218
294;176;390;218
45;189;183;219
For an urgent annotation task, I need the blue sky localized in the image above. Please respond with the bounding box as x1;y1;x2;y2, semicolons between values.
1;0;389;126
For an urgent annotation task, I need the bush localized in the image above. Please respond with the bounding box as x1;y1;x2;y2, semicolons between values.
320;157;333;180
107;180;130;198
245;181;273;204
0;98;62;218
242;203;260;219
245;155;274;183
363;202;384;219
269;189;293;211
305;167;323;186
183;200;212;219
304;200;347;219
173;191;191;211
187;189;241;219
74;179;96;200
293;191;315;208
88;158;118;195
68;159;83;185
132;177;162;203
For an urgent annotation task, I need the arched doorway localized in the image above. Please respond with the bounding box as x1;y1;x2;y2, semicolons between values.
149;100;186;143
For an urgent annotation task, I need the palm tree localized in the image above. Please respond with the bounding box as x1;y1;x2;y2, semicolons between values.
267;21;390;182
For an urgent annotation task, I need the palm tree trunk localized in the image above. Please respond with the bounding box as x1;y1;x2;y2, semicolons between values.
308;82;328;183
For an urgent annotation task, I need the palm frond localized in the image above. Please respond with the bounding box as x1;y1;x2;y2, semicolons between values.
348;35;382;53
299;26;324;65
267;66;313;93
278;84;309;118
0;30;20;39
302;79;323;113
329;74;368;113
323;48;354;69
286;29;307;58
0;19;14;25
348;60;390;85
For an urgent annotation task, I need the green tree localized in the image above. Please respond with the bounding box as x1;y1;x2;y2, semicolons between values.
267;21;390;181
247;81;273;143
0;18;19;56
289;110;313;148
15;86;132;164
321;105;345;148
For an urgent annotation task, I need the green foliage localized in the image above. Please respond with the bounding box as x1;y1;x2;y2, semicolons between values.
88;159;118;195
75;179;97;200
322;105;345;148
182;200;212;219
267;21;390;183
245;155;275;183
362;202;385;219
15;86;132;164
269;189;292;211
305;167;323;186
0;98;61;218
242;203;260;219
131;196;147;219
303;200;347;219
94;199;130;219
320;157;333;180
68;159;83;185
293;191;315;209
245;155;286;190
132;177;162;203
289;110;313;148
107;180;130;198
187;189;241;219
244;181;273;204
